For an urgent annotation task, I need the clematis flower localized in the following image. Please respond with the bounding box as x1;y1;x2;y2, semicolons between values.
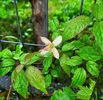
40;36;62;59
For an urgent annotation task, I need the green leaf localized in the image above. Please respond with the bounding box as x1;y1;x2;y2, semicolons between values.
60;54;71;76
19;53;28;64
77;80;96;100
72;68;86;86
11;70;29;98
15;64;24;74
78;46;101;61
86;61;99;77
66;56;82;66
1;59;15;67
0;52;2;58
50;87;75;100
0;66;13;76
62;41;75;52
51;67;61;78
45;74;52;88
13;45;23;60
25;52;41;65
43;55;52;72
62;40;83;52
93;0;103;20
62;15;91;41
52;31;61;41
25;66;47;94
93;21;103;51
2;49;12;58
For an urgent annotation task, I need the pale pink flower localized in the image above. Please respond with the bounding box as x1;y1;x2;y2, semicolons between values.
40;36;62;59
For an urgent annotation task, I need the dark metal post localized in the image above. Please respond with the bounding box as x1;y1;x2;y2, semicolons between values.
13;0;23;44
80;0;84;15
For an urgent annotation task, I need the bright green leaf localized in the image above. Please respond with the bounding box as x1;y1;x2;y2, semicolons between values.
51;87;75;100
93;21;103;51
45;74;52;88
72;68;86;86
25;66;47;94
62;15;91;41
0;66;13;76
86;61;99;77
2;49;12;58
77;80;96;100
1;59;15;67
13;45;23;60
78;46;101;61
93;0;103;20
66;56;82;66
11;70;29;98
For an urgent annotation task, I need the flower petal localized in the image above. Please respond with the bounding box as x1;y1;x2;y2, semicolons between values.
52;48;59;59
40;36;51;45
52;36;62;46
40;49;48;55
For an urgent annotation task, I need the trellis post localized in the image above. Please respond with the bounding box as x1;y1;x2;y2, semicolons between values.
30;0;48;45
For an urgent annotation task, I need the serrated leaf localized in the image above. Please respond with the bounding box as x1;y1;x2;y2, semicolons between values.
62;15;91;41
66;56;82;66
60;54;71;76
62;40;83;52
72;68;86;86
86;61;99;77
77;80;96;100
0;66;13;76
45;74;52;88
93;0;103;20
93;21;103;51
1;59;15;67
78;46;101;61
2;49;12;58
50;87;75;100
13;45;23;60
62;41;75;52
25;52;41;65
25;66;47;94
15;64;24;74
43;55;52;72
19;53;28;64
11;70;29;98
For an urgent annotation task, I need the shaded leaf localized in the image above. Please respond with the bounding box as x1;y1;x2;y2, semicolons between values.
60;54;71;76
43;55;52;72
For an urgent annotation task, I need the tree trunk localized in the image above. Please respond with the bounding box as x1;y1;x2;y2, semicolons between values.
30;0;48;45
